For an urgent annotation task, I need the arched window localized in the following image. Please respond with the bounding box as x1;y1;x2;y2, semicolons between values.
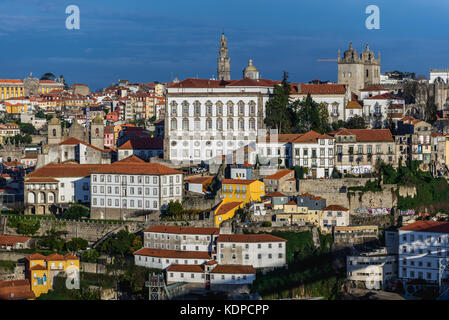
193;101;201;116
52;129;57;137
206;118;212;130
182;118;189;131
170;118;177;130
27;192;36;204
238;101;245;115
249;118;256;130
227;101;234;115
182;101;189;115
194;118;201;131
238;118;244;130
216;101;223;115
217;118;223;131
249;101;256;115
227;119;234;130
205;101;213;116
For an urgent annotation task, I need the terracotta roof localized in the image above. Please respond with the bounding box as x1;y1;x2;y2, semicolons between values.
333;128;394;142
431;132;445;137
90;161;182;175
311;196;325;200
184;176;213;184
365;93;404;100
211;265;255;274
346;101;363;109
133;248;211;259
292;130;333;144
118;137;163;150
168;78;279;89
0;279;35;300
117;155;146;163
45;253;65;261
29;264;47;271
64;254;78;260
222;179;257;185
300;193;314;197
399;220;449;233
264;169;293;180
291;83;346;95
59;137;108;153
25;177;59;183
205;260;218;265
27;163;104;178
215;201;243;216
143;226;219;235
285;200;297;205
166;264;204;273
264;191;287;198
323;205;349;211
217;234;286;243
0;234;31;246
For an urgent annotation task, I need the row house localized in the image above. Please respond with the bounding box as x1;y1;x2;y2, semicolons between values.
90;155;183;220
263;169;296;193
332;128;396;175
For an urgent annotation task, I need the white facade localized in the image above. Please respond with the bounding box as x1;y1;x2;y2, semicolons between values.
57;177;90;203
91;172;183;212
362;95;405;128
399;226;449;283
347;250;398;290
430;69;449;84
134;252;210;269
165;79;276;163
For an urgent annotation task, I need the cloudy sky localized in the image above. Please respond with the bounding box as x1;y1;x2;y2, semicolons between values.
0;0;448;90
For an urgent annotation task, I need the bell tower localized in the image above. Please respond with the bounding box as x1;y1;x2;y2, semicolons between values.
217;33;231;81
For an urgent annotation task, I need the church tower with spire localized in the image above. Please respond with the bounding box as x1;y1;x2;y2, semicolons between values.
217;33;231;81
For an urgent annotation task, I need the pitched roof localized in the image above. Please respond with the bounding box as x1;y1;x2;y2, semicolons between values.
399;220;449;233
346;101;363;109
264;169;293;180
166;264;204;273
59;137;108;153
116;155;146;163
285;200;297;206
360;85;388;92
90;161;182;175
29;264;47;271
143;226;219;235
221;179;257;185
365;93;404;100
25;253;46;261
264;191;287;198
217;234;286;243
25;177;59;183
27;163;104;179
323;205;349;211
0;279;35;300
291;83;346;95
215;201;243;216
184;176;213;184
45;253;65;261
333;129;394;142
292;130;333;144
118;137;163;150
0;235;31;246
211;265;255;274
133;248;211;259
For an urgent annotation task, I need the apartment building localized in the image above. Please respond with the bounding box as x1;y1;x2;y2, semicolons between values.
320;205;350;233
90;156;183;220
263;169;296;193
333;128;395;175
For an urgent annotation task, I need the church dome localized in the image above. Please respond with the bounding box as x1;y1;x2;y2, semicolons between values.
243;59;260;80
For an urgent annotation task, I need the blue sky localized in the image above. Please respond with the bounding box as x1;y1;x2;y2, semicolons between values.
0;0;448;90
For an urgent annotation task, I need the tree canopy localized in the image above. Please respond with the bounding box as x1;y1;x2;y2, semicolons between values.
345;115;366;129
291;93;330;134
62;204;90;220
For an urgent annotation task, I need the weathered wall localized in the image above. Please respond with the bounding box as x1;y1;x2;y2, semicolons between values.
398;185;417;198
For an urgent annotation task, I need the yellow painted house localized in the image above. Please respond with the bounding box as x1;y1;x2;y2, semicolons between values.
25;253;80;297
4;102;27;114
214;179;265;226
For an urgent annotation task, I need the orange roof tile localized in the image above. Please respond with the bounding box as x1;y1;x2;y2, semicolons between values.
291;83;346;95
166;264;204;273
323;205;349;211
292;130;333;144
264;169;293;180
222;179;257;185
211;265;255;274
0;235;31;246
333;129;394;142
215;201;243;216
27;163;104;179
0;279;35;300
399;220;449;233
185;176;213;184
90;162;182;175
264;191;287;198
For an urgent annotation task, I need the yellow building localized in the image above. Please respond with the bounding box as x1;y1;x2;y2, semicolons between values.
25;253;80;297
221;179;265;203
0;78;64;99
4;101;27;114
214;201;244;227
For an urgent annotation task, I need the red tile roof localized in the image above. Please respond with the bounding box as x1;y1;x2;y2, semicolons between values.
45;253;65;261
29;265;47;271
264;191;287;198
217;234;286;243
25;177;59;183
399;220;449;233
360;85;388;92
59;137;108;153
117;155;146;163
90;161;182;175
211;265;255;274
285;200;297;205
264;169;293;180
291;83;346;95
292;130;333;144
0;235;31;246
25;253;46;261
143;226;219;235
0;279;35;300
27;163;104;178
168;78;280;89
166;264;204;273
333;128;394;142
133;248;211;259
118;137;163;150
222;179;257;185
184;176;213;184
323;205;349;211
215;202;243;216
365;93;404;100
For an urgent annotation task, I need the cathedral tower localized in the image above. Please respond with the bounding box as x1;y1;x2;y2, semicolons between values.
90;116;104;150
47;117;62;145
217;33;231;81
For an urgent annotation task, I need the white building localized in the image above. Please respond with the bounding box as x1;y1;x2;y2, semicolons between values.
430;69;449;84
363;93;405;128
291;130;335;179
117;137;164;161
320;205;350;233
398;220;449;284
347;248;398;290
90;155;183;220
216;234;287;268
164;78;278;164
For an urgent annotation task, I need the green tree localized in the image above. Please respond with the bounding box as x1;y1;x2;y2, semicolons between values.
101;229;138;257
18;123;36;135
264;71;293;133
39;229;66;251
63;204;90;219
345;115;366;129
165;200;184;218
331;120;346;131
292;94;329;133
65;238;88;252
40;73;56;81
16;219;40;236
402;81;418;104
82;249;100;263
